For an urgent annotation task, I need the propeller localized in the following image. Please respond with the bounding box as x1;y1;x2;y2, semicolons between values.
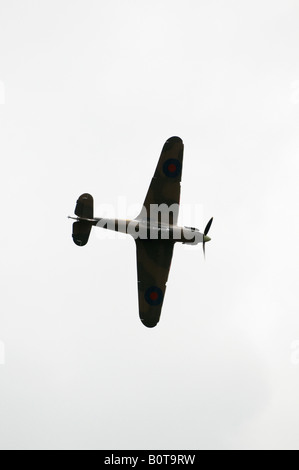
203;217;213;258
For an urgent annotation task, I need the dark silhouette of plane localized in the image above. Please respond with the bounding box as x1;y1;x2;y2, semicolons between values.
69;136;213;328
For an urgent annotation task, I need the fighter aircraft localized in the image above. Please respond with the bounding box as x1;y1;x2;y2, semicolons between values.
69;136;213;328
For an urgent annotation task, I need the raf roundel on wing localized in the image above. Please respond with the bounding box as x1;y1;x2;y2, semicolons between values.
163;158;181;178
145;286;164;306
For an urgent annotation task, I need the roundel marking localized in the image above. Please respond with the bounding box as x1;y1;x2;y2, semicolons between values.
163;158;181;178
150;291;159;301
168;163;177;173
145;286;163;306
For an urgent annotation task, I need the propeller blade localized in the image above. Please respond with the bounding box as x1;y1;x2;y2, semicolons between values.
203;217;213;259
204;217;213;236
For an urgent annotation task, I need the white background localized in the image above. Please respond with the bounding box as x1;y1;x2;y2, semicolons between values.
0;0;299;450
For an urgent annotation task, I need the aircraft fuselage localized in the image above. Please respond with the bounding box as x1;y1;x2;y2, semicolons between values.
71;217;209;245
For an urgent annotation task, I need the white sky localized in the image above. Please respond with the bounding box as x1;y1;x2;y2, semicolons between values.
0;0;299;450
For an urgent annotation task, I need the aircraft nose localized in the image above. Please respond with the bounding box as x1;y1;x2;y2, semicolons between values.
204;235;211;243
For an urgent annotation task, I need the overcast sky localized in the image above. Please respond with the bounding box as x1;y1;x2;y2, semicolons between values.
0;0;299;450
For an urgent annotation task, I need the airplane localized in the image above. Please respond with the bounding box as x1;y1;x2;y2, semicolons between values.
69;136;213;328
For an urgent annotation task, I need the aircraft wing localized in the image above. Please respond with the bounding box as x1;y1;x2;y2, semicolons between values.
136;136;184;225
135;239;175;328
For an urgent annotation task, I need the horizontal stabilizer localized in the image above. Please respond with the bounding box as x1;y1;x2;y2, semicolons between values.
75;193;94;219
72;221;92;246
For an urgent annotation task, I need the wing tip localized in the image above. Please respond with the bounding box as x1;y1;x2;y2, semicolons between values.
162;136;184;154
140;318;159;328
165;136;183;146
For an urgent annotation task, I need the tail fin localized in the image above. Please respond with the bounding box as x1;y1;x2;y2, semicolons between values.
72;193;94;246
